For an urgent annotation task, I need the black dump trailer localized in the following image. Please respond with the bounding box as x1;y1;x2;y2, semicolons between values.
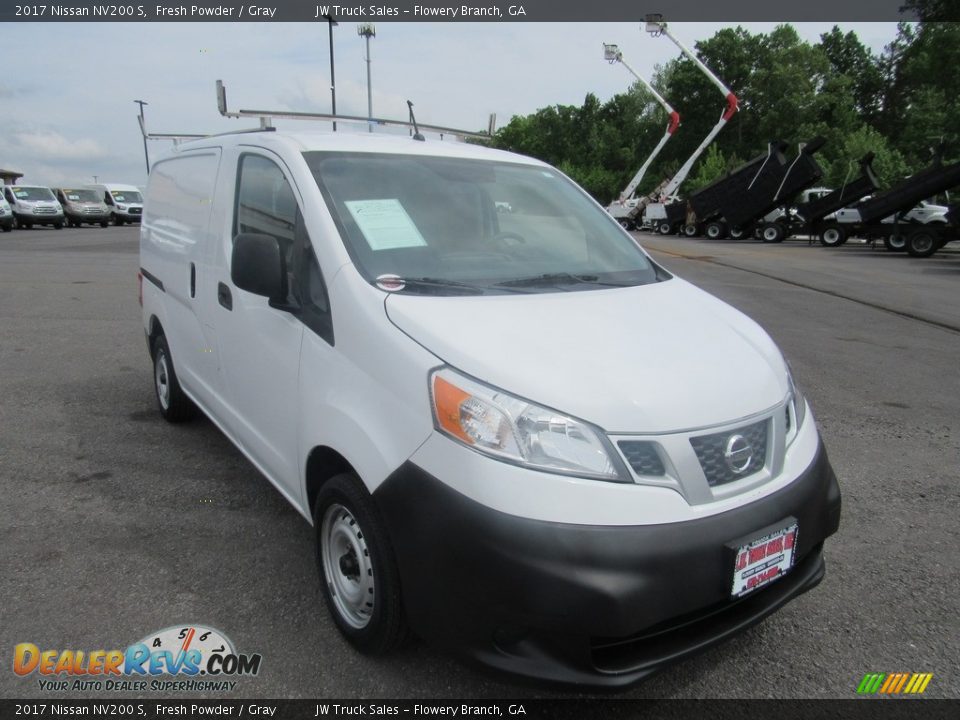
783;152;882;246
683;138;827;241
837;155;960;257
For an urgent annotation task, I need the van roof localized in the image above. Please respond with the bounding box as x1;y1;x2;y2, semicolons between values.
170;130;545;167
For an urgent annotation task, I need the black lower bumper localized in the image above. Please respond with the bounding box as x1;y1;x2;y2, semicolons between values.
373;442;841;688
15;213;64;226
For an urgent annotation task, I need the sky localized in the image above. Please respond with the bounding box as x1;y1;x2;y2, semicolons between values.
0;21;901;187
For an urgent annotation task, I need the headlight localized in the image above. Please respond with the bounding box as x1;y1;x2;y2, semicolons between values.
117;204;128;211
786;369;807;438
430;368;627;482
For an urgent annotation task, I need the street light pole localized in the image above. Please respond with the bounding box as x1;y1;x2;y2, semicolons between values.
323;15;338;131
357;23;376;132
134;100;150;174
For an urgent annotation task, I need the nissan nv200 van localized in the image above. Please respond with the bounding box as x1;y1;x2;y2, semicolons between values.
140;130;841;687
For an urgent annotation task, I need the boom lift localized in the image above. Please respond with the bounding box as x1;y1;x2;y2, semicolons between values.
642;14;739;234
602;43;681;229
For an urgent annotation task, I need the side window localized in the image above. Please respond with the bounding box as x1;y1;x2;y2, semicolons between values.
103;192;114;205
235;153;333;345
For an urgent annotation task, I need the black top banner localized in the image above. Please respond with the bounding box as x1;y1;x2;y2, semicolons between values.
0;0;955;23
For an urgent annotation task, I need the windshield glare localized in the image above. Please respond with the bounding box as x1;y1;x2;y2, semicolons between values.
13;187;55;202
111;191;142;203
305;152;660;295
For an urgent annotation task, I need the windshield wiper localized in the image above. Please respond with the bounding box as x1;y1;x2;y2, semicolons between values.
382;276;537;295
495;272;633;289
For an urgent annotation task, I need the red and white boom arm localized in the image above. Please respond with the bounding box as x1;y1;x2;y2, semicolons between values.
645;15;738;201
604;43;681;203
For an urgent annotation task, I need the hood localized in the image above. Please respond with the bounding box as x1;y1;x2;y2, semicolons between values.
385;278;788;433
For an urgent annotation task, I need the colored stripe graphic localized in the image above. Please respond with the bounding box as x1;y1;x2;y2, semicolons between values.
857;673;932;695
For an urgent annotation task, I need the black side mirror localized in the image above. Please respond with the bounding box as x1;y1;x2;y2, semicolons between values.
231;233;296;311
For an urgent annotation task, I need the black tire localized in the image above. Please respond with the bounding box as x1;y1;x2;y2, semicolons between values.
818;224;847;247
53;222;63;230
151;334;196;422
905;229;938;258
1;224;11;233
114;215;124;226
657;222;673;235
100;221;109;228
617;218;633;231
760;222;785;243
682;223;699;237
729;226;746;240
883;233;906;252
705;221;727;240
315;473;408;655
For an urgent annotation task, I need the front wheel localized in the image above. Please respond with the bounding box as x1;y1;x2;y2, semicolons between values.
100;221;109;228
682;223;699;237
114;215;124;226
705;221;727;240
617;218;633;231
760;222;786;243
315;473;408;655
728;226;746;240
657;222;673;235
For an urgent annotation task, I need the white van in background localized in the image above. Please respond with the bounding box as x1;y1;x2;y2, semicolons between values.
87;183;144;225
140;129;840;687
0;191;13;232
3;184;64;229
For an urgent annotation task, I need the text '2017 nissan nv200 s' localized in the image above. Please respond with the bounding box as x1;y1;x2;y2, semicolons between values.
140;130;840;687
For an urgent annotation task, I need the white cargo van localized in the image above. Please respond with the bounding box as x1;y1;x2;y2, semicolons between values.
3;184;64;229
0;191;13;232
87;183;143;225
140;130;840;686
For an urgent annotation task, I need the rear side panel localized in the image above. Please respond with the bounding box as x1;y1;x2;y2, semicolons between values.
141;149;223;405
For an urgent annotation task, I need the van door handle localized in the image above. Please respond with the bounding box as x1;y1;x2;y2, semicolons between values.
217;282;232;310
190;263;196;298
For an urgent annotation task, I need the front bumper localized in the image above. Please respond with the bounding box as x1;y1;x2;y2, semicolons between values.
68;211;110;224
15;212;64;226
373;442;840;687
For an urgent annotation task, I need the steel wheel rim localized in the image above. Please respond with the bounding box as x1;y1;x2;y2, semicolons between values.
764;227;778;241
824;229;839;244
707;225;719;238
889;235;905;249
913;235;933;252
155;351;171;410
321;503;374;629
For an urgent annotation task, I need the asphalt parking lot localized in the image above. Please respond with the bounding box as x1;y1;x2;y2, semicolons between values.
1;226;957;699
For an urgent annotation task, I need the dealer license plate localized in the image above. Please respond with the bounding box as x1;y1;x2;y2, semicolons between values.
731;523;798;597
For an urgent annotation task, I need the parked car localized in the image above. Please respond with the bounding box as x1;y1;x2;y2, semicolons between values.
140;130;841;687
0;191;13;232
3;184;64;229
87;183;144;225
55;188;111;228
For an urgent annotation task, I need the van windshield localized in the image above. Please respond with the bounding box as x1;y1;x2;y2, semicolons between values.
12;187;55;201
63;189;99;202
111;190;142;203
304;152;661;295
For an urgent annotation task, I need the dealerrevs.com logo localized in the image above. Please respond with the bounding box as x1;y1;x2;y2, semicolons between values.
13;625;262;692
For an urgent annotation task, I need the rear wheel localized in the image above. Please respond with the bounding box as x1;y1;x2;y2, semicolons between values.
818;224;847;247
151;335;196;422
728;226;746;240
617;218;633;231
682;223;699;237
705;221;727;240
100;220;109;228
883;233;906;252
760;222;786;243
315;473;408;655
905;230;938;258
657;222;673;235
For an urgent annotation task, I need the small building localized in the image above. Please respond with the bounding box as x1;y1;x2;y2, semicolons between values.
0;168;24;185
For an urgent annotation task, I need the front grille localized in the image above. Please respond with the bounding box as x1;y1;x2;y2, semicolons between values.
34;207;56;215
690;419;768;487
83;207;101;214
617;441;666;476
130;207;142;215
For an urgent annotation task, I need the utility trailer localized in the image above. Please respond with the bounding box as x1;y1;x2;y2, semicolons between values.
762;152;881;246
829;155;960;257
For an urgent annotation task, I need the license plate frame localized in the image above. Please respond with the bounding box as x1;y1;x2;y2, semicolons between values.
726;518;798;598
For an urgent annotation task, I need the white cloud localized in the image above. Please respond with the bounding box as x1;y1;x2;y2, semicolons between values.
13;131;108;161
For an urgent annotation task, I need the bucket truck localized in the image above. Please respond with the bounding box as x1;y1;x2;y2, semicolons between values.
602;43;681;230
642;14;739;234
